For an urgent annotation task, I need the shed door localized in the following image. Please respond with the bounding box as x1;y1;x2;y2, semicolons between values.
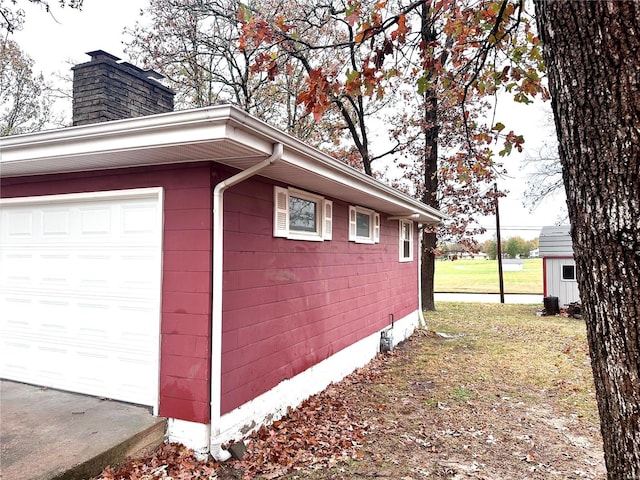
0;188;163;407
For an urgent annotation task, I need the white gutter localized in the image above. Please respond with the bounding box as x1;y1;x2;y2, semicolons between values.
387;214;420;221
417;226;427;328
0;104;443;224
209;142;284;459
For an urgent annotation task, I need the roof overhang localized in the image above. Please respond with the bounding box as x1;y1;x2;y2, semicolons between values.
0;105;444;224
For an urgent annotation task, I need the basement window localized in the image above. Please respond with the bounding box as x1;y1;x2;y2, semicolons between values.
399;220;413;262
273;186;332;241
348;205;380;244
562;264;576;281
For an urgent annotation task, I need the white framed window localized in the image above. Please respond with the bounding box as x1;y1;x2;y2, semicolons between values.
348;205;380;244
273;186;332;241
561;264;576;281
399;220;413;262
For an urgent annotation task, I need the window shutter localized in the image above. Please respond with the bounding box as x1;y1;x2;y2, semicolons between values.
273;186;289;237
323;199;333;240
373;213;380;243
348;206;357;241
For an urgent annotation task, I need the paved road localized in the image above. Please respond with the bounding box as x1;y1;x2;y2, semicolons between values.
435;293;543;304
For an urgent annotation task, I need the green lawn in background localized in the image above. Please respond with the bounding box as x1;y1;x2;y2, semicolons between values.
434;258;543;294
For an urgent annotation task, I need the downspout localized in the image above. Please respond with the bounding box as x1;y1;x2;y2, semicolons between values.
418;224;427;327
417;207;447;323
388;215;428;328
209;143;284;459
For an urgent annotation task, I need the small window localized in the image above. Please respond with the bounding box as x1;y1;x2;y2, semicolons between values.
356;212;370;237
289;195;317;233
399;220;413;262
562;264;576;281
274;186;332;241
348;206;380;244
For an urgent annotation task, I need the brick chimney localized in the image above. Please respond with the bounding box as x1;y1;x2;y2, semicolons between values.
72;50;175;126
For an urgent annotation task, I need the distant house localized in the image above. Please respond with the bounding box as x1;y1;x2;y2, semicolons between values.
461;251;488;260
538;225;580;305
502;258;524;271
0;51;444;459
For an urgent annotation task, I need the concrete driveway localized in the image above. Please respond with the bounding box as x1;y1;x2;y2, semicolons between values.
0;380;166;480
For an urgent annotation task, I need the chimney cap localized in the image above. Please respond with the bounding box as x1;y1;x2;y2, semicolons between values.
119;61;165;81
86;50;121;63
76;50;169;86
119;61;145;74
145;70;165;80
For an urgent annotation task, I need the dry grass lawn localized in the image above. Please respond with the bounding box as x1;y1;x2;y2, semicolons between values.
96;302;605;480
233;302;605;479
435;259;543;294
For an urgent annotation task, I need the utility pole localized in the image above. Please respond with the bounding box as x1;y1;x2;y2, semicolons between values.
494;183;505;303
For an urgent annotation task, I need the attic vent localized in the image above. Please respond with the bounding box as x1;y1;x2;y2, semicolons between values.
72;50;175;126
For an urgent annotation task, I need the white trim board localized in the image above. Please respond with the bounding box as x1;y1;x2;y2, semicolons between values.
0;187;164;206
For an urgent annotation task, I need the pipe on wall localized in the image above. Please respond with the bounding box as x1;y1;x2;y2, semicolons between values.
209;143;284;459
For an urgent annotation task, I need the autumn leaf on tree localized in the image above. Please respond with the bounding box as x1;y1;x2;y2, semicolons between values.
128;0;548;311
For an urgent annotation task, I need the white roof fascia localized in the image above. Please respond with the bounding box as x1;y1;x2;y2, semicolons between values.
0;106;238;164
277;151;441;223
223;109;444;223
0;105;444;224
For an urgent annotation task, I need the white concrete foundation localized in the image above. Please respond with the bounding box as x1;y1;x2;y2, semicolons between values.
166;418;211;459
209;310;421;459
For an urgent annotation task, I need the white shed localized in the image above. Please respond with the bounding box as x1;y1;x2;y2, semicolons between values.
539;225;580;305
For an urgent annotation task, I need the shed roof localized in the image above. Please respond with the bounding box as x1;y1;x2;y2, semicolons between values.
538;225;573;256
0;105;444;224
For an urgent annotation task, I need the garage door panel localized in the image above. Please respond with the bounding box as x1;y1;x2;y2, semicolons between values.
0;189;162;407
4;210;34;238
3;294;158;344
42;209;70;236
79;207;111;236
2;341;30;377
3;252;34;277
122;205;158;234
5;344;154;406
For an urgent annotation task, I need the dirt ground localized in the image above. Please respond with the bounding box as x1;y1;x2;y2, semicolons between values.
96;304;606;480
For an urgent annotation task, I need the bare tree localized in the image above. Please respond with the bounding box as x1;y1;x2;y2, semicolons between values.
521;104;568;222
1;0;84;35
124;0;340;144
0;39;60;135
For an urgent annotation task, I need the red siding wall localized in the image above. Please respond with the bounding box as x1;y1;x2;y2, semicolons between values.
220;178;418;413
2;163;421;423
1;163;213;423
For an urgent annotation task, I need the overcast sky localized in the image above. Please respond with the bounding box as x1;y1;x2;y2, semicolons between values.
13;0;145;72
12;0;567;242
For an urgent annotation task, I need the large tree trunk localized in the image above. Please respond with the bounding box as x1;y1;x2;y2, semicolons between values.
420;87;439;312
419;2;439;312
420;230;437;311
534;2;640;477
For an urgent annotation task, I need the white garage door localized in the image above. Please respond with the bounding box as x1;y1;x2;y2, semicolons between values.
0;188;163;408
